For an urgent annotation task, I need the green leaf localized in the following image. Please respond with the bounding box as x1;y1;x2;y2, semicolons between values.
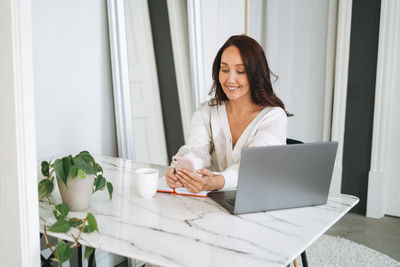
77;169;87;179
54;156;73;186
52;204;69;220
55;241;72;264
73;151;96;175
94;175;106;192
48;219;71;233
38;179;54;200
41;161;50;177
81;223;95;233
77;151;95;162
84;246;95;259
69;165;79;178
68;217;83;227
86;213;98;232
94;162;103;173
107;182;113;200
38;184;45;201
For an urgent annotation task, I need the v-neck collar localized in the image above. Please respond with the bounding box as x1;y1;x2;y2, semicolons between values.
218;102;270;153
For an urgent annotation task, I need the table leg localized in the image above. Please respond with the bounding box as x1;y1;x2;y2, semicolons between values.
88;248;96;267
41;253;54;267
301;251;308;267
78;246;83;267
78;245;95;267
40;233;54;267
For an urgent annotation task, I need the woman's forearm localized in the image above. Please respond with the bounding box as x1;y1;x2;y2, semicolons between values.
208;174;225;191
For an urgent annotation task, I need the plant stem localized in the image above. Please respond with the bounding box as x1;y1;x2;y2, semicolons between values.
46;195;55;207
70;218;87;248
43;220;55;255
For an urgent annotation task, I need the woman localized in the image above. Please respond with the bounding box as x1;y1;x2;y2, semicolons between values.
166;35;290;193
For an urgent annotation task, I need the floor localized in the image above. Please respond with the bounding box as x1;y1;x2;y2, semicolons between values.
326;212;400;261
115;212;400;266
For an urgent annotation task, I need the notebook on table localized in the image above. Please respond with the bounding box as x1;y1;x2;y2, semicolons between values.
157;176;209;197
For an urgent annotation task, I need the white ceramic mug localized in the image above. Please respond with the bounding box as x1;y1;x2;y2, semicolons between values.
135;168;159;199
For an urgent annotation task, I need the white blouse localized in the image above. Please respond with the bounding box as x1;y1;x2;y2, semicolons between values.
172;101;287;189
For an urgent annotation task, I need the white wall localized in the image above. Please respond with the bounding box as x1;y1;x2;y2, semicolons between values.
201;0;245;99
189;0;245;105
366;0;400;218
32;0;117;162
0;0;40;265
189;0;336;142
381;0;400;218
385;73;400;216
124;0;168;165
261;0;335;142
167;0;194;140
384;34;400;216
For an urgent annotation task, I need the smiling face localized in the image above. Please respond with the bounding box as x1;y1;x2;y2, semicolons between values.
219;45;251;103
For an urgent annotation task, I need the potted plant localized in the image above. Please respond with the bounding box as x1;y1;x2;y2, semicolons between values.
39;150;113;211
38;150;113;265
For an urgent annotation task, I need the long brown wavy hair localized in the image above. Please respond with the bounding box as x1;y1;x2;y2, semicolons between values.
209;35;292;116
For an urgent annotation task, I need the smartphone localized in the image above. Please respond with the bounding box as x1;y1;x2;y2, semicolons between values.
172;156;195;172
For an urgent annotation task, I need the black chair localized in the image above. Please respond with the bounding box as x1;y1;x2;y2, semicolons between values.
286;138;304;145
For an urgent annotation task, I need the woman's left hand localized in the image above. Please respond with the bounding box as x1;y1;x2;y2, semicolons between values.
176;168;224;193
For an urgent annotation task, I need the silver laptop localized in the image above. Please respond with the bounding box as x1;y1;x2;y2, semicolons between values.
208;142;338;215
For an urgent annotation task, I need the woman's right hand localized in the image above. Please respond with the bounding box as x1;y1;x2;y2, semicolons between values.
165;167;182;189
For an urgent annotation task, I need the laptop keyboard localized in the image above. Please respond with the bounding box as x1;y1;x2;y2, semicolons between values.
226;198;236;206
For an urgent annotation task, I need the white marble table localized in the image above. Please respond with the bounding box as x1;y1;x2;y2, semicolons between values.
39;156;359;267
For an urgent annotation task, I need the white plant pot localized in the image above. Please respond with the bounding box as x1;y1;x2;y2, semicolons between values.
57;175;95;211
